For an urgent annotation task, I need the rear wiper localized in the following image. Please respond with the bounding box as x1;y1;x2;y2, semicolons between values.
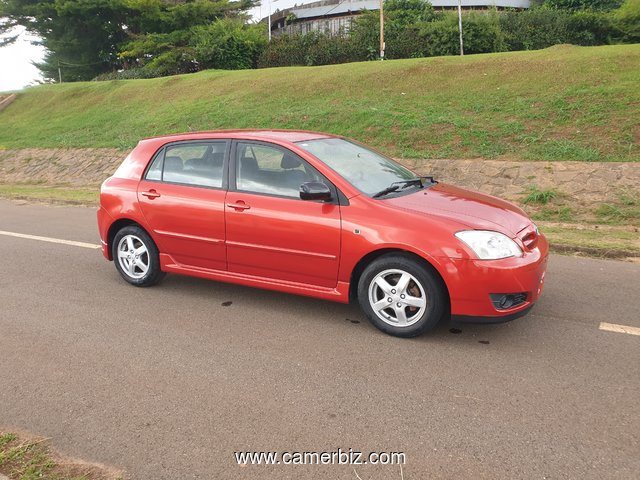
372;176;437;199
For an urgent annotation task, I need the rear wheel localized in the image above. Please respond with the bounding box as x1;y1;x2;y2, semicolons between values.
357;254;446;337
112;225;165;287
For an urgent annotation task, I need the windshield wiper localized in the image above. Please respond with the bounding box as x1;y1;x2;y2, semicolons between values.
372;177;436;199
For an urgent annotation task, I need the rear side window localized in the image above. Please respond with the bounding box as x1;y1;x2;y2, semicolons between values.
146;153;163;181
145;141;227;188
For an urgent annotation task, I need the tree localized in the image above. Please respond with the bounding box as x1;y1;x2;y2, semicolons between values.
0;0;257;81
118;0;256;75
1;0;132;81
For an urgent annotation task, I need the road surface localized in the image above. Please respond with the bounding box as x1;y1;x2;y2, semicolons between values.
1;200;639;479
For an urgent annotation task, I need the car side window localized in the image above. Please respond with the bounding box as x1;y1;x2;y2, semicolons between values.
145;153;163;181
235;143;322;198
146;142;227;188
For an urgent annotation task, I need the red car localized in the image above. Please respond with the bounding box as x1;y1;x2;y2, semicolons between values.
98;130;548;337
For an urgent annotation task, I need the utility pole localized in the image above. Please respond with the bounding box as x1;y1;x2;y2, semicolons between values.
379;0;384;60
58;59;62;83
268;0;272;42
457;0;464;56
267;0;279;42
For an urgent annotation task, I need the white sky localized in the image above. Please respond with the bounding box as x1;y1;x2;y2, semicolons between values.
0;26;45;92
0;3;297;92
249;0;302;21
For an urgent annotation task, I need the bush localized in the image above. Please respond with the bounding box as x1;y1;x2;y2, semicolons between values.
566;11;615;45
258;32;365;68
416;11;504;56
418;16;460;57
615;0;640;42
543;0;623;11
456;11;506;54
192;19;267;70
500;8;571;50
500;7;616;50
93;68;164;81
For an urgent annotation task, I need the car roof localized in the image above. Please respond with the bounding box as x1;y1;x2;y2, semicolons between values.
141;129;338;144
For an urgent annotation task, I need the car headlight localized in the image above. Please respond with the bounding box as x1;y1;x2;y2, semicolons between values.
455;230;522;260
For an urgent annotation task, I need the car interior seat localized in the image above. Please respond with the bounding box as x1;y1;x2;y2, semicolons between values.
281;153;306;190
164;156;184;174
239;156;259;181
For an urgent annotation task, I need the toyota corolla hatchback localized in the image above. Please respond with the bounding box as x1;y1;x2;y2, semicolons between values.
98;130;548;337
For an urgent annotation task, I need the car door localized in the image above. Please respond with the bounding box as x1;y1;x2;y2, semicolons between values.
225;141;342;288
137;140;229;271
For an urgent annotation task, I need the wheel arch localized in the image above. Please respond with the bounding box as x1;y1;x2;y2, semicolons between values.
106;218;149;260
348;248;451;310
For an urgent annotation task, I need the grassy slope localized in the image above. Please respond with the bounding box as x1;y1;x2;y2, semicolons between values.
1;44;639;161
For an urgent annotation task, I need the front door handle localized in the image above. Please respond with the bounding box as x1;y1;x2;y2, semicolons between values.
141;189;161;199
227;201;251;211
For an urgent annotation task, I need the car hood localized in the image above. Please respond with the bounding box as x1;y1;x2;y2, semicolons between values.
385;183;531;237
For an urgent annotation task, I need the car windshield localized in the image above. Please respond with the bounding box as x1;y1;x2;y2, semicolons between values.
296;138;418;197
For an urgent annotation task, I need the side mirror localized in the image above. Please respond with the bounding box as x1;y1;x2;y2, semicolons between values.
300;182;332;202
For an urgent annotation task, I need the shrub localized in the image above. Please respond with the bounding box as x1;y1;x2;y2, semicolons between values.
500;7;616;50
192;19;267;70
258;32;365;68
523;186;558;205
615;0;640;42
93;68;164;81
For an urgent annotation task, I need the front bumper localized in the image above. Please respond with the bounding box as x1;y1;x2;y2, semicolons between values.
444;234;548;322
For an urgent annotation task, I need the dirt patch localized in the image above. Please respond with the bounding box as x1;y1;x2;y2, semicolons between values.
0;94;17;112
0;429;122;479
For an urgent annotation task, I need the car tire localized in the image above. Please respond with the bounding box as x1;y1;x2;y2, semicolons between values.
112;225;165;287
357;254;446;337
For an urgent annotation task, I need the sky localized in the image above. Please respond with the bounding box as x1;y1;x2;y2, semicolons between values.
0;26;45;92
0;1;301;92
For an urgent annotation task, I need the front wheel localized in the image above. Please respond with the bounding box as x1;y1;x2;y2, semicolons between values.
357;254;446;337
112;225;165;287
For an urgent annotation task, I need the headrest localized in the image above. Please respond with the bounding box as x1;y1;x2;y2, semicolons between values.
281;153;302;170
164;156;183;172
240;156;258;170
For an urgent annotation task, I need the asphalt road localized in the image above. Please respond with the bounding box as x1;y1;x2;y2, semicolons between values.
1;199;639;480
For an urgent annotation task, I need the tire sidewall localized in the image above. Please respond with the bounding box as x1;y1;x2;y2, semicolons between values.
358;255;445;337
112;225;163;287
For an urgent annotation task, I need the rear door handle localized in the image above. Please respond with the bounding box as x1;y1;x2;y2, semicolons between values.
227;201;251;211
141;189;161;199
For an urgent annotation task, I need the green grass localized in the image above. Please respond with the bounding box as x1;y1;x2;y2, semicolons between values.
0;45;638;161
533;205;575;222
595;195;640;225
541;225;640;257
0;184;99;205
523;186;558;205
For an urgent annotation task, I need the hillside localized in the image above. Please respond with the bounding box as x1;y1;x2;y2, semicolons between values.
1;44;639;161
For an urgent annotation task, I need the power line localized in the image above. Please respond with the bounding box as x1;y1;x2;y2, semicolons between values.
57;59;108;67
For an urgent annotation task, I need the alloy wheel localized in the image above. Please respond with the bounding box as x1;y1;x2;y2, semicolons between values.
368;269;428;327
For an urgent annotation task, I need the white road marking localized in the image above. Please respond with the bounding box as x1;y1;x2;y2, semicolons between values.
0;230;101;250
599;322;640;336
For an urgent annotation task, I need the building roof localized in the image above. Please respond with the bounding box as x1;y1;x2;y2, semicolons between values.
275;0;531;21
